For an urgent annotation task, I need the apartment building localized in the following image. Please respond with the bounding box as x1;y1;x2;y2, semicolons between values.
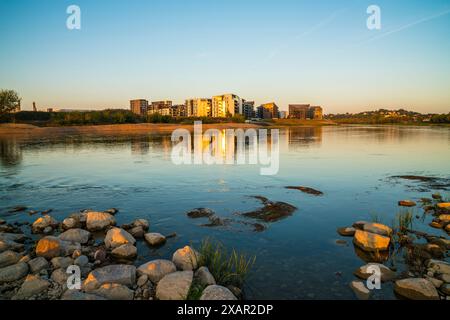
212;94;242;117
130;99;149;116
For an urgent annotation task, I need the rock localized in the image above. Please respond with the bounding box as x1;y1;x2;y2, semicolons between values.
0;232;27;243
132;219;149;230
51;257;73;269
354;263;396;282
350;281;370;300
137;274;148;287
427;260;450;275
0;219;5;225
200;285;237;300
0;262;29;283
31;215;58;234
446;224;450;233
94;249;107;262
0;239;24;253
430;221;443;229
93;283;134;300
137;259;177;283
35;236;62;259
156;271;193;300
104;208;118;215
62;217;77;230
8;206;27;213
195;266;216;286
425;276;444;288
72;249;82;259
285;186;323;196
51;268;69;285
335;239;348;246
12;274;50;300
362;222;392;237
437;203;450;209
441;283;450;295
104;227;136;249
74;255;89;267
19;255;31;263
59;228;91;244
353;230;390;252
398;200;416;207
111;244;137;260
144;233;166;246
0;250;22;268
186;208;215;218
129;226;145;239
43;226;53;234
61;290;106;300
352;221;369;230
83;264;136;292
85;211;116;231
337;227;356;237
432;193;442;200
28;257;49;274
394;278;439;300
172;246;199;270
438;214;450;223
438;273;450;283
242;197;297;222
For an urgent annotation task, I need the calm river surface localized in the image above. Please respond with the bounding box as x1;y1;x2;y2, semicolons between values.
1;125;449;299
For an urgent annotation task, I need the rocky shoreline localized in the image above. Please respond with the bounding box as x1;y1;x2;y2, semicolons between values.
0;208;239;300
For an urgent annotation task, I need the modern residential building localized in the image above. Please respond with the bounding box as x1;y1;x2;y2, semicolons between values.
171;104;187;117
308;106;323;120
288;104;310;119
279;111;287;119
212;94;242;117
257;102;279;119
130;99;149;116
149;100;172;115
185;98;212;117
242;100;255;119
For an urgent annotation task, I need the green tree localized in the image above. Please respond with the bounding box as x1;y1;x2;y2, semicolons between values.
0;90;21;116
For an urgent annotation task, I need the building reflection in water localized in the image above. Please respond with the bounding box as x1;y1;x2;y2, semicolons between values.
0;138;23;168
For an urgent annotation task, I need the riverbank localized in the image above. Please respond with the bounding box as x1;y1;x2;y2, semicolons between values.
0;121;335;137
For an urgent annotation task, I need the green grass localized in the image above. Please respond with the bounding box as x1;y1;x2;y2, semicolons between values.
395;210;414;233
369;211;383;223
196;238;256;289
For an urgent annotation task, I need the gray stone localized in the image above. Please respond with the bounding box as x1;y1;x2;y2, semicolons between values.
425;276;444;288
31;215;58;234
132;219;149;230
441;283;450;295
195;266;216;286
12;274;50;300
129;226;145;239
59;228;91;244
0;239;24;253
144;233;166;246
104;227;136;249
93;283;134;300
394;278;439;300
427;259;450;275
74;255;89;267
337;227;356;237
61;290;106;300
51;257;73;269
200;285;237;300
62;217;77;230
28;257;49;274
85;211;116;231
83;264;136;292
111;244;137;260
439;273;450;283
350;281;370;300
354;263;396;282
51;268;69;286
156;271;193;300
0;250;22;268
172;246;199;271
137;274;148;287
0;262;29;283
0;233;27;243
137;259;177;283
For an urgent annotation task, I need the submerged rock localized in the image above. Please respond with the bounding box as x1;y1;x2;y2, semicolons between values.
144;233;166;246
337;227;356;237
394;278;439;300
156;271;193;300
172;246;199;271
186;208;215;218
353;230;390;252
398;200;416;207
285;186;323;196
241;196;297;223
137;259;177;283
200;285;237;300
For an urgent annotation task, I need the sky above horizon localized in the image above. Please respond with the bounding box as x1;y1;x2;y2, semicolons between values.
1;0;449;114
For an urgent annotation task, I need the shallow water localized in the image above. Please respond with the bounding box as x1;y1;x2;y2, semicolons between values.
1;125;449;299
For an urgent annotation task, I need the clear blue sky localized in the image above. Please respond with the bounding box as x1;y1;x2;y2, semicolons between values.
1;0;449;113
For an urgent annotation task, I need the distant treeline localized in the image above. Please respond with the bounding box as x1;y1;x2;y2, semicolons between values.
0;109;246;126
326;110;450;124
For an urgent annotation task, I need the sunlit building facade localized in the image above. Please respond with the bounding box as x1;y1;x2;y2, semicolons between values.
130;99;149;116
212;94;242;117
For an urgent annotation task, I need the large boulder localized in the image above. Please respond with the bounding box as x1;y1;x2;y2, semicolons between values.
172;246;199;270
93;283;134;300
0;239;24;253
111;244;137;260
156;271;193;300
437;203;450;209
353;230;390;252
12;274;50;300
394;278;439;300
0;250;22;268
349;281;370;300
59;228;91;244
105;228;136;249
144;233;166;246
28;257;49;274
200;285;237;300
195;266;216;286
137;259;176;283
0;262;29;283
35;236;63;259
83;264;136;292
85;211;116;231
31;215;58;234
354;263;396;282
362;222;392;237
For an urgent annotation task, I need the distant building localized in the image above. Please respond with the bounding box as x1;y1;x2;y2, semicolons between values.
212;94;242;117
308;106;323;120
171;104;187;117
242;100;255;119
149;100;172;115
279;111;287;119
257;102;279;119
130;99;149;116
289;104;310;119
185;98;212;117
